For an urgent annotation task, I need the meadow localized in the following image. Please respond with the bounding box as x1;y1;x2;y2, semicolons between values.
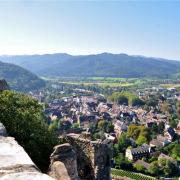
42;76;147;88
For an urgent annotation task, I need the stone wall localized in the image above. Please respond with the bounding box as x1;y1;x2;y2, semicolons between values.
61;133;112;180
49;143;79;180
0;123;112;180
0;123;54;180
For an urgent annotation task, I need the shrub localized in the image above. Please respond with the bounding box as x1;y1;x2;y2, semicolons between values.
0;91;58;172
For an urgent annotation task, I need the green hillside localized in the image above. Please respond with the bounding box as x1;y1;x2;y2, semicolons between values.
0;53;180;78
0;61;45;91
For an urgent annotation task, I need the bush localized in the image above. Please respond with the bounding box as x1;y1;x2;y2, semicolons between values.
134;163;145;172
148;161;159;175
0;91;58;172
131;97;145;106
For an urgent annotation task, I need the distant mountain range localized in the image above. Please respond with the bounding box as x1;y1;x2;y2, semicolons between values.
0;61;45;91
0;53;180;78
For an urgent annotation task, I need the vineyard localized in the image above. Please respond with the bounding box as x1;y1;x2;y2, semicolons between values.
111;168;156;180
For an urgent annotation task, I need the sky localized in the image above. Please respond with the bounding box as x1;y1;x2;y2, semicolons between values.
0;1;180;60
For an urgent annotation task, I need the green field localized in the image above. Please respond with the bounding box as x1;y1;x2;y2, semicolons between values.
111;168;156;180
58;81;134;87
160;84;180;88
41;76;147;87
42;76;180;89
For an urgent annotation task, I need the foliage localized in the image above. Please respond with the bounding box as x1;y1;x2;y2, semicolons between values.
49;119;59;132
131;97;145;106
169;115;179;128
136;135;148;145
171;144;180;161
114;153;125;167
146;98;158;107
117;133;131;152
127;124;150;142
0;91;58;171
108;92;128;105
93;130;105;140
134;163;146;172
97;119;114;133
149;122;165;138
162;141;180;161
160;102;172;114
148;161;159;175
108;91;144;106
59;119;72;131
72;122;80;129
158;158;179;177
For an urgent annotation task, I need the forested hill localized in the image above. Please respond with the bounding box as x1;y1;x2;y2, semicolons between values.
0;61;45;91
0;53;180;78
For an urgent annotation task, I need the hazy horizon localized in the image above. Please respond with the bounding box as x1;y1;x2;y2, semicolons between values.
0;52;179;62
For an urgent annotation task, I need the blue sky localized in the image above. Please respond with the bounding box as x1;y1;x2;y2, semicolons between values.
0;1;180;60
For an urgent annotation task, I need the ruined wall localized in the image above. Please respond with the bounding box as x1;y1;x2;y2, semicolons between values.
0;123;54;180
63;133;112;180
49;143;79;180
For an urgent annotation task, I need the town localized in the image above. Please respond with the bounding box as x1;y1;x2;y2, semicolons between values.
30;81;180;179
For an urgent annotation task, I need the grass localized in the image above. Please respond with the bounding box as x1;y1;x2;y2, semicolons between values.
41;76;163;88
56;81;134;87
111;168;156;180
161;84;180;88
41;76;139;87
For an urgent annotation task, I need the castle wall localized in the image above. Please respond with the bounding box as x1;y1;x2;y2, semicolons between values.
64;133;112;180
0;123;54;180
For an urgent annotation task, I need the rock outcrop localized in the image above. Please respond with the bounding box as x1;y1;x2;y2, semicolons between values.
0;123;54;180
49;143;79;180
0;79;10;91
0;123;7;136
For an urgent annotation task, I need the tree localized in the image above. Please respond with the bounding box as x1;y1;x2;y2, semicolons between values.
108;92;128;105
59;120;72;131
127;124;141;139
150;123;158;139
158;158;166;167
0;91;58;171
106;122;114;133
72;122;80;129
160;102;172;114
93;130;105;140
118;133;131;152
108;91;143;106
148;161;159;175
146;98;158;107
131;97;145;106
169;115;179;128
114;153;125;167
117;95;128;105
97;120;107;131
134;163;145;172
163;160;178;177
97;119;113;133
49;119;59;132
158;122;165;134
127;125;150;141
172;144;180;161
136;135;148;145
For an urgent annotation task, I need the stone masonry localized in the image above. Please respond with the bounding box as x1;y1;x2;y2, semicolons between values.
61;133;112;180
0;123;54;180
49;143;79;180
